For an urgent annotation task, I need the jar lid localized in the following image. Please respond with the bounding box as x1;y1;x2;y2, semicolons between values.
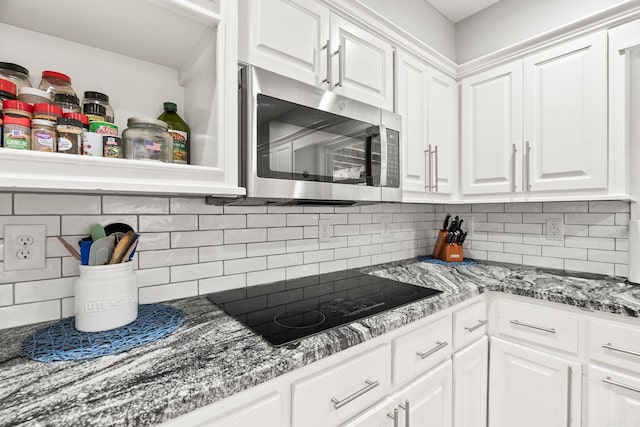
34;103;63;116
84;91;109;102
42;70;71;83
83;103;106;116
3;99;34;113
64;112;89;126
0;62;29;76
163;102;177;111
3;115;30;126
0;78;17;96
56;117;83;128
127;117;169;130
18;86;52;100
31;119;56;126
54;93;80;105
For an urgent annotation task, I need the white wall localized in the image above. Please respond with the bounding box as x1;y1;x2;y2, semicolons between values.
456;0;632;63
360;0;456;61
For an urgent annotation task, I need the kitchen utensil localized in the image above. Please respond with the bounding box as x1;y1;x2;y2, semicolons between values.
459;231;468;245
448;216;459;232
108;231;135;264
432;214;451;259
104;222;135;244
88;235;115;266
442;213;451;231
56;236;81;261
90;224;106;241
120;235;139;263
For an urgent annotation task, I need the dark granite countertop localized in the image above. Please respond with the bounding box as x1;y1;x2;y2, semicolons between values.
1;259;639;426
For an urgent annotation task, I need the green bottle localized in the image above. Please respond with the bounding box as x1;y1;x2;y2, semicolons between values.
158;102;190;164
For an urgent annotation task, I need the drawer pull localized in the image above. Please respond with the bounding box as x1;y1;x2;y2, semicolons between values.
387;408;399;427
416;341;448;359
602;343;640;358
464;320;488;332
509;320;556;334
399;400;411;427
331;379;379;409
602;376;640;394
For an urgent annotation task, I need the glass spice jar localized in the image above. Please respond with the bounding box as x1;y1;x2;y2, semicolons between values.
0;62;32;90
31;119;57;152
3;115;31;150
82;91;114;123
33;103;63;122
55;94;81;114
38;70;76;96
0;78;17;148
3;99;33;120
83;103;106;122
56;117;83;155
123;117;173;162
18;87;52;105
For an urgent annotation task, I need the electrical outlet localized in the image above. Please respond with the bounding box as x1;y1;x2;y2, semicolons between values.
380;214;392;238
546;218;564;241
318;219;332;243
3;224;46;271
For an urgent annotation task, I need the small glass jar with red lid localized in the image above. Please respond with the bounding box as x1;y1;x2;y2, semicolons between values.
0;78;17;102
33;103;63;122
3;99;33;120
38;70;76;97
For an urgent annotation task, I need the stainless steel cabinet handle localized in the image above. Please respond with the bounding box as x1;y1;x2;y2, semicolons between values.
424;148;430;192
321;40;331;86
525;141;532;191
399;400;410;427
602;343;640;358
433;145;439;192
387;408;399;427
464;320;488;332
511;143;517;192
510;319;556;334
334;46;343;88
602;376;640;394
331;379;379;409
416;341;448;359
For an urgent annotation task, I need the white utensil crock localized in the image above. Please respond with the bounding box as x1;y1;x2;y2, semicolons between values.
74;262;138;332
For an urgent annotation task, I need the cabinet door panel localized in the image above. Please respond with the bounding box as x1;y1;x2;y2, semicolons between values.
330;13;394;110
241;0;329;86
489;338;581;427
397;51;429;201
461;62;523;195
341;396;396;427
427;68;458;195
587;364;640;427
453;337;488;427
524;31;607;192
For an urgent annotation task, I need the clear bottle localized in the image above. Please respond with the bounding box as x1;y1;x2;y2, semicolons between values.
0;78;17;148
0;63;32;89
158;102;190;164
38;70;76;97
56;117;83;155
82;91;114;123
122;118;173;163
55;94;81;114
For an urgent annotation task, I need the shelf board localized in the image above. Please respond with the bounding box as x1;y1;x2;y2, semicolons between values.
0;149;245;196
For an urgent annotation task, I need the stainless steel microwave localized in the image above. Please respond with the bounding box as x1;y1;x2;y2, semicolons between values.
239;65;402;203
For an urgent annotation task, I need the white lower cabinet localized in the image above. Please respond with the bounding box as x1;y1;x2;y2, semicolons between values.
586;364;640;427
453;337;488;427
341;396;396;427
489;337;581;427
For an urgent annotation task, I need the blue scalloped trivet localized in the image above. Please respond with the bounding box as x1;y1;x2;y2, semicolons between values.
22;304;185;362
418;255;477;266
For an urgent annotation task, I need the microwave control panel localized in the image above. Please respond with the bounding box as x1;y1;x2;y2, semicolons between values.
386;129;400;188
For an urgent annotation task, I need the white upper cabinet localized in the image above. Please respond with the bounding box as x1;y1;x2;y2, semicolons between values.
524;31;608;193
329;13;394;111
397;50;457;202
238;0;329;86
461;61;523;196
239;0;394;110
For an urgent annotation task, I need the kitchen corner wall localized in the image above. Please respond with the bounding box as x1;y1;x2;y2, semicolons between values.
0;194;631;329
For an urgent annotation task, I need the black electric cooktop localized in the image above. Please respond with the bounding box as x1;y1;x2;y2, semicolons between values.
207;269;442;347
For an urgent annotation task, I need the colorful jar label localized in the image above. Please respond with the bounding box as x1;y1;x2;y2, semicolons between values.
103;136;123;158
169;130;187;164
89;121;118;136
34;130;55;152
4;128;29;150
144;139;162;152
58;137;73;152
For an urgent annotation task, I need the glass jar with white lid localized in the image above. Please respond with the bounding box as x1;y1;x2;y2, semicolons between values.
122;117;173;163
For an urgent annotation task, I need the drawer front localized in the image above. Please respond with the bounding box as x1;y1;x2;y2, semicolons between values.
393;315;453;386
496;300;578;354
454;300;488;350
292;344;392;427
588;318;640;373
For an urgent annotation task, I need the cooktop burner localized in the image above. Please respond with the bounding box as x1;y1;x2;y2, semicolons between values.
207;269;442;347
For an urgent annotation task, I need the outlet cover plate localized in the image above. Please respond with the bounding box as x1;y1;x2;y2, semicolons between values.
546;218;564;241
3;224;46;271
318;219;332;243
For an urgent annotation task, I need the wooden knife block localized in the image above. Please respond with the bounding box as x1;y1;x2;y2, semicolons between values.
432;230;464;263
432;230;448;259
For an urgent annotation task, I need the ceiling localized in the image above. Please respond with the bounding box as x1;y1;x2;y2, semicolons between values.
427;0;502;23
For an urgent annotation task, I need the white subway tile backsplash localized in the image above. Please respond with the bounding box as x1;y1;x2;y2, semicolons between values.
303;206;334;214
103;196;168;214
360;244;383;256
224;205;267;214
522;255;564;270
246;241;286;257
170;197;223;214
304;249;334;264
589;225;628;238
542;246;587;260
349;214;372;224
199;274;246;294
304;226;319;239
333;224;360;236
348;256;371;269
565;237;615;250
286;239;319;253
503;243;542;256
348;235;372;247
61;297;74;317
564;225;589;237
616;264;628;277
565;259;614;276
171;261;223;282
360;204;384;213
319;259;347;274
200;215;246;230
0;300;60;330
268;253;303;269
371;253;393;265
138;248;198;269
615;213;630;226
247;214;286;228
286;214;319;227
14;277;74;304
61;215;135;236
465;249;487;260
319;236;348;250
46;236;76;258
136;267;170;287
0;216;60;238
0;284;12;306
505;202;542;213
589;200;630;213
268;227;303;241
474;222;504;233
224;228;267;244
488;213;522;223
472;203;504;213
286;263;319;279
522;213;563;224
487;233;523;243
139;215;197;232
224;257;266;275
565;213;614;225
504;223;542;234
0;258;61;284
488;251;522;264
171;230;222;248
0;194;11;215
543;202;588;213
616;239;629;251
199;244;246;262
137;232;171;251
247;268;285;286
62;256;80;277
522;235;564;246
267;206;304;214
334;246;360;260
588;249;626;264
471;241;503;252
139;281;198;304
14;194;100;214
320;213;348;225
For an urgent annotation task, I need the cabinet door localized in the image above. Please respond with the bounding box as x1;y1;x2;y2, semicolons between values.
330;13;394;110
586;364;640;427
427;67;458;196
452;337;488;427
396;50;429;202
239;0;330;86
524;31;607;192
461;61;523;195
489;338;581;427
396;360;453;427
341;396;396;427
